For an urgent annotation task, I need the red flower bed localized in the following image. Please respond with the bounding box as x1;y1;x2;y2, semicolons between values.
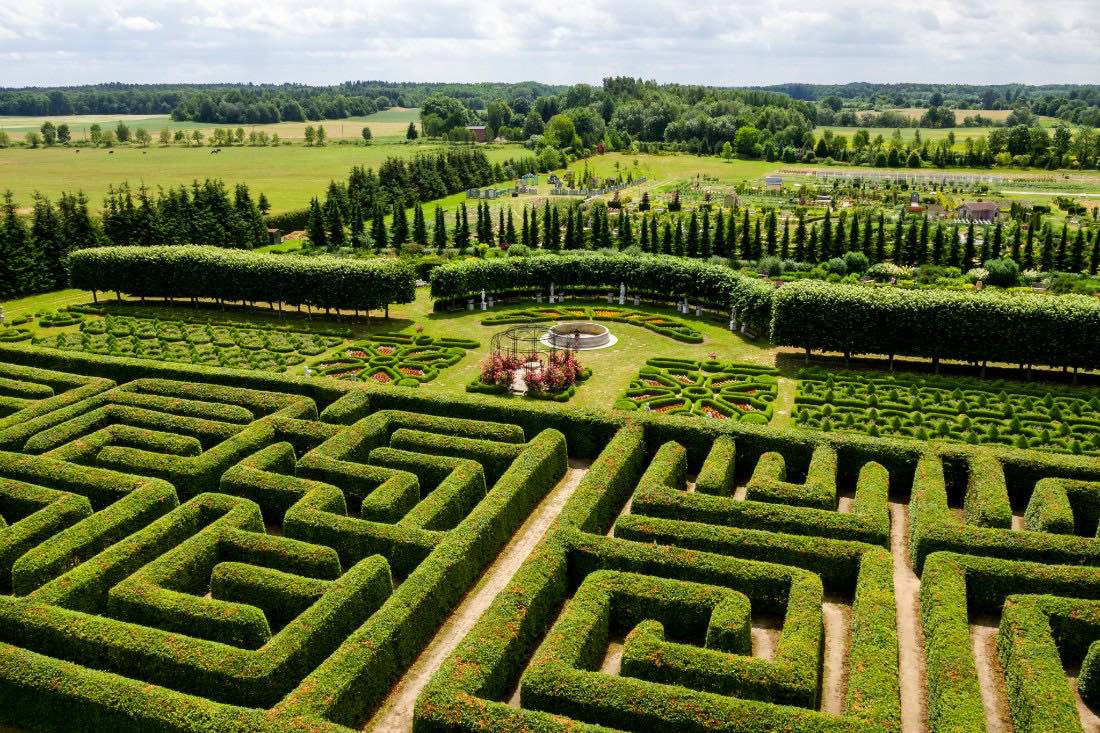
371;372;392;384
653;402;685;414
701;406;728;419
632;393;662;401
400;367;425;377
346;350;369;358
377;346;396;355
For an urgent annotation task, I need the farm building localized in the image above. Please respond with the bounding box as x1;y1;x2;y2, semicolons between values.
465;126;487;143
956;201;1000;222
764;175;783;190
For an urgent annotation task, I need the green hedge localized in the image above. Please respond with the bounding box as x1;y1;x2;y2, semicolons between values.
773;278;1100;371
68;246;416;312
429;254;775;332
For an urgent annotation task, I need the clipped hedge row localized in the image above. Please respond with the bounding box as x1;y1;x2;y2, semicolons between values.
773;278;1100;371
69;245;416;312
429;254;775;332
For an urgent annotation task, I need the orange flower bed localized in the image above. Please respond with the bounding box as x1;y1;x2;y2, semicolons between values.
594;311;618;318
346;350;369;358
400;367;425;377
632;393;661;401
730;401;756;412
642;379;664;387
377;346;396;355
371;372;392;384
701;406;728;419
653;402;685;414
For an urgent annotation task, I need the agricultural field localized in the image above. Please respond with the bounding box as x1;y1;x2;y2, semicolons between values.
0;107;420;141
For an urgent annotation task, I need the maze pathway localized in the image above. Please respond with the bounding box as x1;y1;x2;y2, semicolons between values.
2;353;1100;733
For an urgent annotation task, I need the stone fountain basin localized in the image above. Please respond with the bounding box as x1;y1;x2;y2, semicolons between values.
546;321;611;349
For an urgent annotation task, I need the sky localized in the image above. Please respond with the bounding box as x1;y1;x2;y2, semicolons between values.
1;0;1098;88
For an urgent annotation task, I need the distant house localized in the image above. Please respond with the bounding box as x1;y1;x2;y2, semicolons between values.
465;126;487;143
764;175;783;190
956;201;1000;222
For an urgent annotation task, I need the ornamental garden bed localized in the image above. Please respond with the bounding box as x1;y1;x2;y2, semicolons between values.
33;314;345;373
310;333;478;387
482;306;704;343
614;357;778;422
795;366;1100;455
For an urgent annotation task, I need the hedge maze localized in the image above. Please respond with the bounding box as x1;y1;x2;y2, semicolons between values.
35;314;346;372
309;333;478;387
0;350;568;732
482;305;705;342
796;367;1100;455
4;344;1100;732
615;357;778;421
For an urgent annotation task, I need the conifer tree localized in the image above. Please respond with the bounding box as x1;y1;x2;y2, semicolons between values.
1055;223;1068;271
619;213;633;249
821;209;833;260
1010;223;1022;263
542;202;552;246
412;203;427;244
701;208;711;257
326;197;346;246
807;226;819;264
432;206;447;253
726;208;736;254
713;209;725;257
505;207;516;245
766;211;777;256
564;206;575;250
781;218;790;260
29;194;61;292
753;219;763;260
992;220;1003;260
740;210;751;260
649;214;657;251
893;217;904;263
686;211;699;257
862;213;873;257
1040;224;1054;272
794;212;806;261
660;219;671;255
848;214;859;252
1090;230;1100;276
371;203;387;252
1070;227;1085;273
599;208;612;249
306;197;327;248
530;206;539;249
1024;214;1037;269
875;213;886;263
931;224;945;265
919;217;929;264
674;216;685;257
905;220;918;266
549;206;560;251
948;224;961;267
498;207;505;247
640;213;649;252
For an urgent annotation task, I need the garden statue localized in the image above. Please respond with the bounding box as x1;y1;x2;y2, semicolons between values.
481;289;486;311
549;283;555;303
619;282;626;306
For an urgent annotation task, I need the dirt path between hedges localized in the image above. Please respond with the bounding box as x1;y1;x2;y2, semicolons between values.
890;502;929;733
365;460;591;732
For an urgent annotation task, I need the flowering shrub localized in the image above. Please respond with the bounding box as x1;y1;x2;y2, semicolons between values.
480;353;522;388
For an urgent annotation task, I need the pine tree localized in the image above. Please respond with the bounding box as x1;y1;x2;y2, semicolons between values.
549;206;561;251
0;192;32;298
615;210;625;250
740;210;751;260
1010;224;1022;263
893;217;904;263
306;197;327;248
701;208;711;257
931;224;944;265
1090;230;1100;276
961;221;976;268
992;220;1003;260
1055;223;1068;271
726;208;736;255
713;209;726;257
599;208;612;250
766;211;778;256
640;213;650;252
564;206;575;250
505;208;516;245
753;219;762;260
1023;222;1036;269
948;224;961;267
371;203;387;252
674;217;684;257
498;208;505;248
649;215;657;252
1070;227;1086;273
31;193;63;291
326;197;346;246
686;211;699;257
875;213;886;263
794;212;806;261
542;202;552;247
861;213;873;257
1040;224;1054;272
848;214;859;252
619;214;633;249
432;206;447;252
412;203;427;244
521;207;530;247
662;220;672;255
807;226;819;264
530;205;539;249
978;226;991;264
905;220;918;266
918;217;929;264
349;201;365;244
821;209;833;260
781;218;790;259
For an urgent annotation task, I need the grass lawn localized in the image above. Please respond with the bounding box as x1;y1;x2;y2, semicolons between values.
0;107;420;141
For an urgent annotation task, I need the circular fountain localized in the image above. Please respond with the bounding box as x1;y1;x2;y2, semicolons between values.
545;321;615;350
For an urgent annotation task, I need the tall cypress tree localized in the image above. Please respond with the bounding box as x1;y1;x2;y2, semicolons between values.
765;211;777;256
662;220;672;255
640;213;649;252
1070;227;1086;273
498;208;505;247
619;214;633;249
947;224;961;267
563;206;575;250
1055;223;1068;271
701;208;711;257
327;197;346;246
893;217;904;263
713;209;726;257
542;202;552;247
432;206;447;252
780;218;790;260
821;209;833;260
306;197;327;248
918;217;929;264
905;220;918;266
931;224;945;265
674;217;684;257
861;213;873;257
794;212;806;261
649;214;657;251
371;203;387;252
599;208;612;250
848;214;859;252
740;210;751;260
1010;223;1022;263
875;213;886;263
530;205;539;249
726;208;736;254
1023;221;1036;269
521;206;530;247
549;206;560;251
392;200;409;244
686;211;699;257
505;208;516;245
807;226;819;264
992;220;1003;260
1090;230;1100;276
1040;224;1054;272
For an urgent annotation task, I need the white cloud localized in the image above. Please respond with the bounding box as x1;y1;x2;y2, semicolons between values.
0;0;1096;86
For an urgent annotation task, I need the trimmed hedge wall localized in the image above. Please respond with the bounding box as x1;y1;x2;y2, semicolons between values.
69;246;416;312
772;278;1100;371
429;254;775;332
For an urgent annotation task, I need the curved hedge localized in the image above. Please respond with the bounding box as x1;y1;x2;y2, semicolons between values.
771;279;1100;371
69;246;416;312
429;255;775;332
